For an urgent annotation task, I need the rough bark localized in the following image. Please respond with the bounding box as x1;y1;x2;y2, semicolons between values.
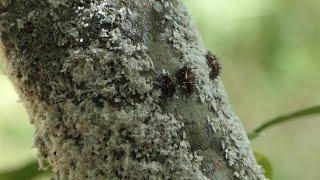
0;0;264;179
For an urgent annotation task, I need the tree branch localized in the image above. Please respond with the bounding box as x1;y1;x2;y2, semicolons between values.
0;0;264;179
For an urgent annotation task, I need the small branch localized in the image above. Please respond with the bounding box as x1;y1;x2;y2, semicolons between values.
248;105;320;140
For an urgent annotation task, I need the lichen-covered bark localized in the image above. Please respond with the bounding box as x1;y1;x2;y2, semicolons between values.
0;0;264;179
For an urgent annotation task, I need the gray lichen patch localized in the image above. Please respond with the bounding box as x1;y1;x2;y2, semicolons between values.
147;0;265;179
0;0;264;179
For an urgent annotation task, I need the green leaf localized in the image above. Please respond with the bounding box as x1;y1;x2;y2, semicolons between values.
254;152;272;179
0;160;51;180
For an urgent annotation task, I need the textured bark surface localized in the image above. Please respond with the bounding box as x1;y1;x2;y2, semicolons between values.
0;0;264;179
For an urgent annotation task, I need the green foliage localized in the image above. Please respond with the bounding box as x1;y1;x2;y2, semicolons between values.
0;160;50;180
254;152;272;179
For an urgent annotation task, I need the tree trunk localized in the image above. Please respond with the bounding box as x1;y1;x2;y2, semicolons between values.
0;0;264;179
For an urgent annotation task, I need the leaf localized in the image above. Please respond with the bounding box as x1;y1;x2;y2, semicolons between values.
0;160;51;180
254;151;272;179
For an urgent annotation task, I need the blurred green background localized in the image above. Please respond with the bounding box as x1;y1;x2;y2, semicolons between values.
0;0;319;179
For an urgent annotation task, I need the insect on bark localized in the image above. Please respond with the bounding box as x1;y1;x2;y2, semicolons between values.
176;66;196;95
206;51;221;80
159;74;176;98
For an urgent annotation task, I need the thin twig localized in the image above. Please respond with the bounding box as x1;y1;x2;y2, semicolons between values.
248;105;320;140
